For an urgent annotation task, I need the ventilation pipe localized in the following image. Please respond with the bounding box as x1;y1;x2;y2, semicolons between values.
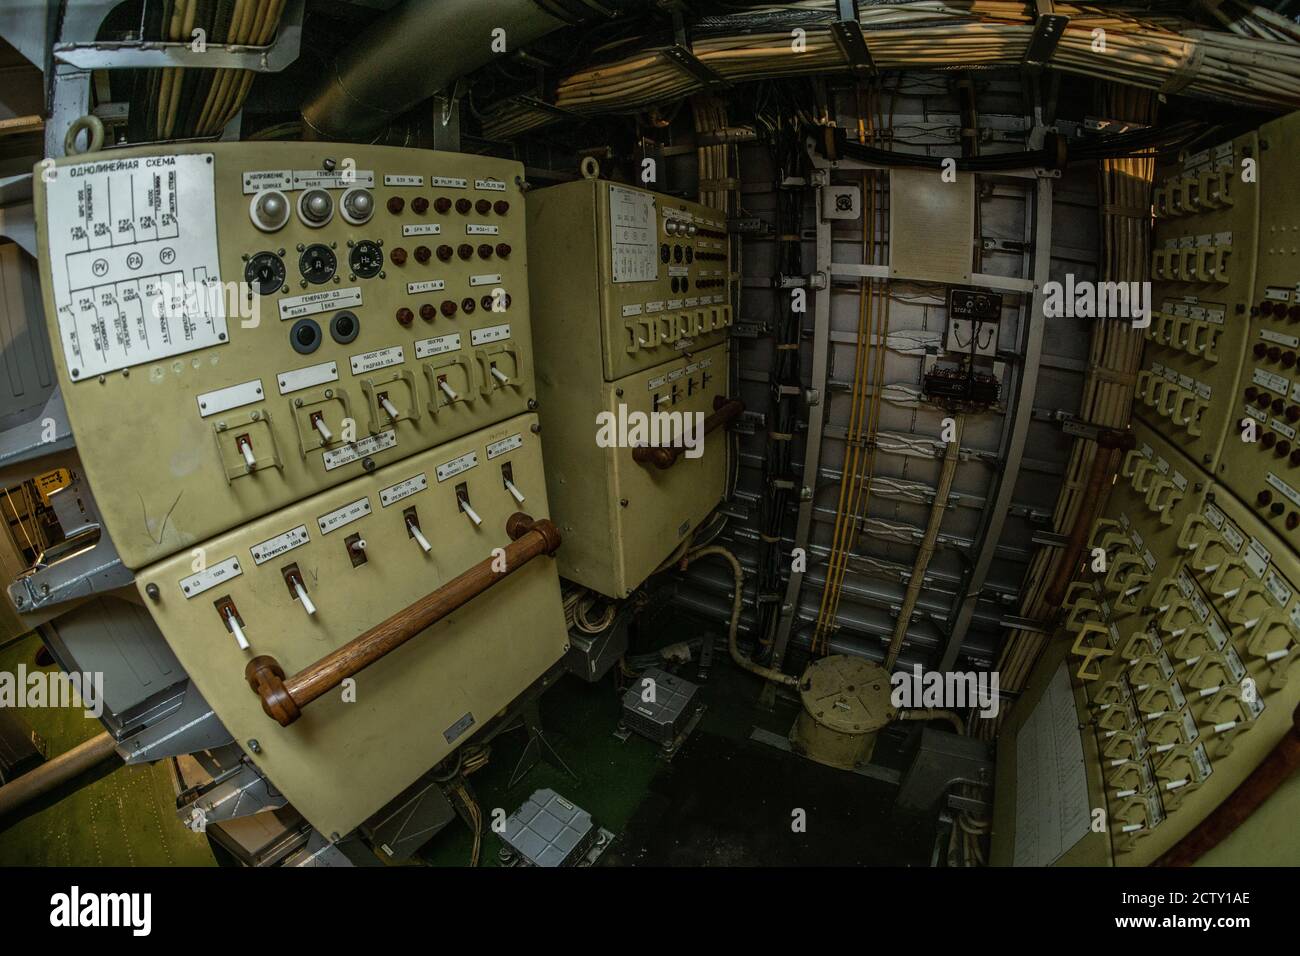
300;0;613;142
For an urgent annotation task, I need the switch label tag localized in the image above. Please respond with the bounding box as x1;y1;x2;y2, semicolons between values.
279;287;363;321
471;324;510;346
197;379;264;418
384;175;424;186
486;433;523;459
380;473;428;507
277;360;339;395
406;280;445;294
317;497;372;535
430;176;467;189
250;525;310;565
350;346;404;374
322;429;396;471
179;555;242;598
436;451;478;482
242;169;293;194
467;224;499;235
402;223;441;237
469;273;502;287
415;333;461;358
475;179;506;192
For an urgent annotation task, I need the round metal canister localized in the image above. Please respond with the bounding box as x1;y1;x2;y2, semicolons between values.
789;655;897;770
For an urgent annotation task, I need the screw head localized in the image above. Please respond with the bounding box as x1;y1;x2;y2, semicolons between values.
247;739;262;754
145;583;161;601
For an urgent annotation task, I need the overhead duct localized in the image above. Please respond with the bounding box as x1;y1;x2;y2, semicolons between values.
300;0;612;142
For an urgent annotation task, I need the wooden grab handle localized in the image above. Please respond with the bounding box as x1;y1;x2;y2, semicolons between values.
632;395;745;470
246;512;561;727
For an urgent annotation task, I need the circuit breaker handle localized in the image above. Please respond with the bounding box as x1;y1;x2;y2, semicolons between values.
245;513;562;727
632;396;745;470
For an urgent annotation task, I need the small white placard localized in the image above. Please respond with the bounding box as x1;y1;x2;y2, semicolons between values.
322;430;397;471
278;287;363;321
436;451;478;482
431;176;467;189
277;361;339;395
471;324;510;346
402;223;441;236
467;224;499;235
416;333;461;358
179;555;242;598
380;473;428;507
317;497;372;534
475;179;507;192
243;169;293;194
350;346;404;374
486;433;523;460
197;379;263;417
469;273;502;287
384;174;424;186
407;280;445;295
250;525;310;565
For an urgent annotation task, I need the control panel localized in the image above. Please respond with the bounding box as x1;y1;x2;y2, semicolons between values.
1227;112;1300;543
526;179;733;383
34;143;533;569
1143;132;1259;472
132;413;567;839
538;341;730;598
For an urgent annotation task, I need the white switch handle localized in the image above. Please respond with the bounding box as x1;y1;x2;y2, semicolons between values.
409;521;432;553
293;578;316;616
439;380;459;402
380;396;400;420
226;610;250;650
238;438;256;469
460;500;482;526
491;367;510;385
351;538;367;554
505;478;525;504
314;417;333;443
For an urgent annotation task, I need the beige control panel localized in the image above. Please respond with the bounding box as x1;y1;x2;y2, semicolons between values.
526;179;733;383
133;413;568;839
34;143;533;568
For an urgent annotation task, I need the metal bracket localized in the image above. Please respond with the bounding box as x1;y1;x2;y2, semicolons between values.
830;0;874;74
51;0;305;72
663;10;728;91
1022;3;1069;70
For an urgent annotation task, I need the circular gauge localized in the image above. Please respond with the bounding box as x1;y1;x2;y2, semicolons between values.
299;243;337;284
244;251;286;295
349;240;384;278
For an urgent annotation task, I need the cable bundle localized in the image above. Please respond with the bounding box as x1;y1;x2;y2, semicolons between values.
483;2;1300;139
130;0;287;142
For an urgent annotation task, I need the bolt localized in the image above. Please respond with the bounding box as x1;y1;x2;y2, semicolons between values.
247;739;261;754
145;583;160;601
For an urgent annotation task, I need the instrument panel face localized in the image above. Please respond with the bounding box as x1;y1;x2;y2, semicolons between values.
1227;112;1300;545
133;413;567;839
34;143;534;569
1142;133;1259;472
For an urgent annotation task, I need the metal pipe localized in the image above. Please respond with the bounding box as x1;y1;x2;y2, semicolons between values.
300;0;587;142
0;730;118;820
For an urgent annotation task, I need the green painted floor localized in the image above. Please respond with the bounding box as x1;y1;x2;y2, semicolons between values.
2;613;934;867
0;633;215;867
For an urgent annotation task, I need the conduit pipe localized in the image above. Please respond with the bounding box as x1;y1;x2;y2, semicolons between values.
0;730;118;820
682;546;798;688
885;415;964;670
300;0;609;142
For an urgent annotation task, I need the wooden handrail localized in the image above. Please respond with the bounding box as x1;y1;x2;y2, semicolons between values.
246;512;561;727
632;395;745;470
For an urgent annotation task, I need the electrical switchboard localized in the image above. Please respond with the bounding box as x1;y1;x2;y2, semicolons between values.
133;412;567;839
527;181;735;597
34;143;534;569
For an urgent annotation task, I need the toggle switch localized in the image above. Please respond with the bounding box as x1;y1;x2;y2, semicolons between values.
404;507;432;554
456;482;482;526
283;565;316;616
236;434;256;471
502;462;525;503
310;411;333;444
379;392;400;421
438;378;459;402
215;597;249;650
345;533;368;566
490;366;509;385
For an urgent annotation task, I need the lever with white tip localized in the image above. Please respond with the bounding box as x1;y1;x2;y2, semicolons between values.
291;577;316;616
313;415;333;443
380;395;400;420
408;518;432;553
460;499;482;526
237;436;256;470
439;380;459;402
490;367;510;385
505;478;525;503
223;606;249;650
